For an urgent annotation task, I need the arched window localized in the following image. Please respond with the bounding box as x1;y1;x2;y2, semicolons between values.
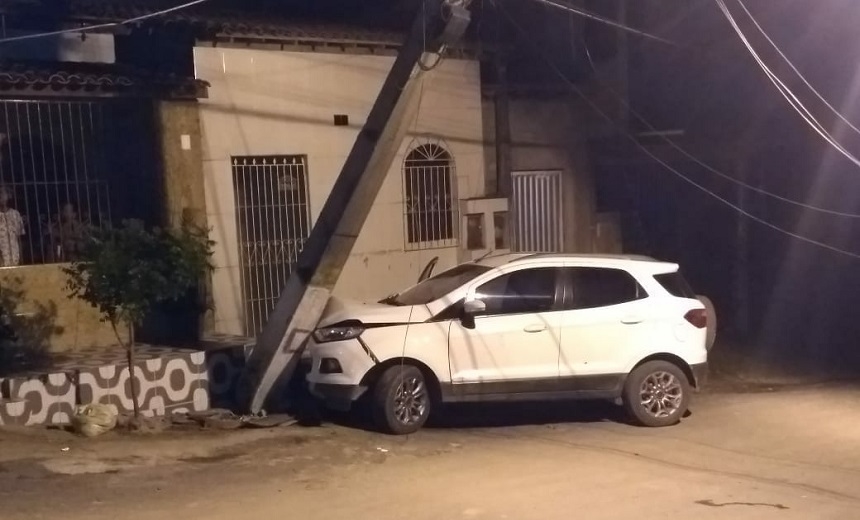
403;142;456;247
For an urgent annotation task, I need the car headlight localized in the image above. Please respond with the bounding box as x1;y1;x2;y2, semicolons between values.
313;324;365;343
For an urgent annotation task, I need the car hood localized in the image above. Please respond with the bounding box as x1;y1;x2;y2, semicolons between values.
319;296;432;327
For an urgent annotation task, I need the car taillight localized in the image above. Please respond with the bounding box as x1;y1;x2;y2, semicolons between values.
684;309;707;329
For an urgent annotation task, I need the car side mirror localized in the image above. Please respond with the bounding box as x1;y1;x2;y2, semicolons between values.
460;299;486;330
463;299;486;315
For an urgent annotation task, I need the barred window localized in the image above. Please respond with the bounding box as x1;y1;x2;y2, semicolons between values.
403;142;457;249
0;99;158;267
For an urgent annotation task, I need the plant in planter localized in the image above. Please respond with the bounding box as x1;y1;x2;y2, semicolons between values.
64;219;213;417
0;278;58;375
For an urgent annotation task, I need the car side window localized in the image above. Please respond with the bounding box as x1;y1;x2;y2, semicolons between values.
475;267;558;316
566;267;646;310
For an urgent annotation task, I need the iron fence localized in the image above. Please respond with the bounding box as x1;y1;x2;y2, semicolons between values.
0;99;157;266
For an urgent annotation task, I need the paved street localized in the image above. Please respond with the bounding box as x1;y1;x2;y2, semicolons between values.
1;383;859;519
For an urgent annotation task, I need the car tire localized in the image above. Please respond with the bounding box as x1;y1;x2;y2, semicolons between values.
371;365;431;435
622;361;691;427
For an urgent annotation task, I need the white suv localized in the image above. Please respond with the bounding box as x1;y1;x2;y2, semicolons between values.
307;254;709;434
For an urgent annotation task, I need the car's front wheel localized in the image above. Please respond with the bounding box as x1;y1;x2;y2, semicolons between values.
371;365;431;435
622;360;691;427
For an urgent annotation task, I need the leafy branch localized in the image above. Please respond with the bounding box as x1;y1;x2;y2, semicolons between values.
64;219;214;417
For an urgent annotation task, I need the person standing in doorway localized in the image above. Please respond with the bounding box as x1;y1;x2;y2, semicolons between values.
48;202;84;261
0;185;25;267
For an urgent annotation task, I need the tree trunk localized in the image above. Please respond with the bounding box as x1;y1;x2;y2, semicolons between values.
127;323;141;417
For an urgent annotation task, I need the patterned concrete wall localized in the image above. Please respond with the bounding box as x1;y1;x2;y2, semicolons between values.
0;343;248;427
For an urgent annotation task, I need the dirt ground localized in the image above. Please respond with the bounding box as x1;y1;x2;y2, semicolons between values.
1;377;859;520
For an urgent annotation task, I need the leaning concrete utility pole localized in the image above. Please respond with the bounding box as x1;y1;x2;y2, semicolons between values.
237;0;472;414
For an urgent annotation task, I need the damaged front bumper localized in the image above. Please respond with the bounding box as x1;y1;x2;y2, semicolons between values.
308;382;368;411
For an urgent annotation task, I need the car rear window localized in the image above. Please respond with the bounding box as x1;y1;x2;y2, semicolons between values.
654;272;696;299
567;267;647;310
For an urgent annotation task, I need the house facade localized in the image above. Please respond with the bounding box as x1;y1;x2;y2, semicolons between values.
195;45;489;336
0;2;620;351
0;23;208;352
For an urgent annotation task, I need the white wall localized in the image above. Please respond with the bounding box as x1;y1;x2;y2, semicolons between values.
194;47;486;336
508;98;596;253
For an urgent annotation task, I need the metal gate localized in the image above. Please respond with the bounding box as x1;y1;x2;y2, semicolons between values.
232;155;311;337
511;170;563;252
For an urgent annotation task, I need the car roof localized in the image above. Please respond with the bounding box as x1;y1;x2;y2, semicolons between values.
474;252;678;272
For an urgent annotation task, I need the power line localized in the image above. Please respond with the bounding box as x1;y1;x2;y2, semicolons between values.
620;99;860;218
493;0;860;261
571;43;860;218
715;0;860;172
734;0;860;140
522;0;676;46
0;0;210;45
659;134;860;219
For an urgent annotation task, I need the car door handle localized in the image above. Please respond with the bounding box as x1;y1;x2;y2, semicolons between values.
621;316;643;325
523;324;547;333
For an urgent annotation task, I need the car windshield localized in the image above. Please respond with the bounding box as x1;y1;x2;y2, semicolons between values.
390;263;493;306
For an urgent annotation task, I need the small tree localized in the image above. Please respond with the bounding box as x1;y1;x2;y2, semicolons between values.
64;220;213;417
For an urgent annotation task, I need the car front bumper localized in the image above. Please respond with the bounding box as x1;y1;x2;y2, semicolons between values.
308;382;368;411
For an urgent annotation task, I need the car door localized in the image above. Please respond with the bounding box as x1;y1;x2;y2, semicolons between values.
557;266;654;389
447;265;563;396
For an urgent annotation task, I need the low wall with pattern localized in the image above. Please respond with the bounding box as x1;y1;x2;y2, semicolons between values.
0;340;250;427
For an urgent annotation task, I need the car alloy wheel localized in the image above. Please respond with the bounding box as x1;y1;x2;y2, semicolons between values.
639;371;683;419
372;365;433;434
393;375;428;426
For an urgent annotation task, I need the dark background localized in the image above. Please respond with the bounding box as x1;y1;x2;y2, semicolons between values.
621;0;860;373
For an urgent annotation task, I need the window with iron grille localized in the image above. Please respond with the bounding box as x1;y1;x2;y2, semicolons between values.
0;99;158;267
403;141;457;250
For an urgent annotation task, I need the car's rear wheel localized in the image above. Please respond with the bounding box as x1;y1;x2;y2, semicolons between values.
622;361;690;427
371;365;431;435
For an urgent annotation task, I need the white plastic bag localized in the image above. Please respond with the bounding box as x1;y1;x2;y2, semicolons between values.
72;403;119;437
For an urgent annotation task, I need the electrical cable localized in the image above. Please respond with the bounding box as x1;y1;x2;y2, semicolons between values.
494;0;860;261
400;18;433;383
553;1;854;218
734;0;860;140
648;123;860;218
418;50;445;71
523;0;860;220
573;43;860;218
581;32;596;73
418;0;449;71
715;0;833;141
522;0;676;46
0;0;209;45
715;0;860;172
